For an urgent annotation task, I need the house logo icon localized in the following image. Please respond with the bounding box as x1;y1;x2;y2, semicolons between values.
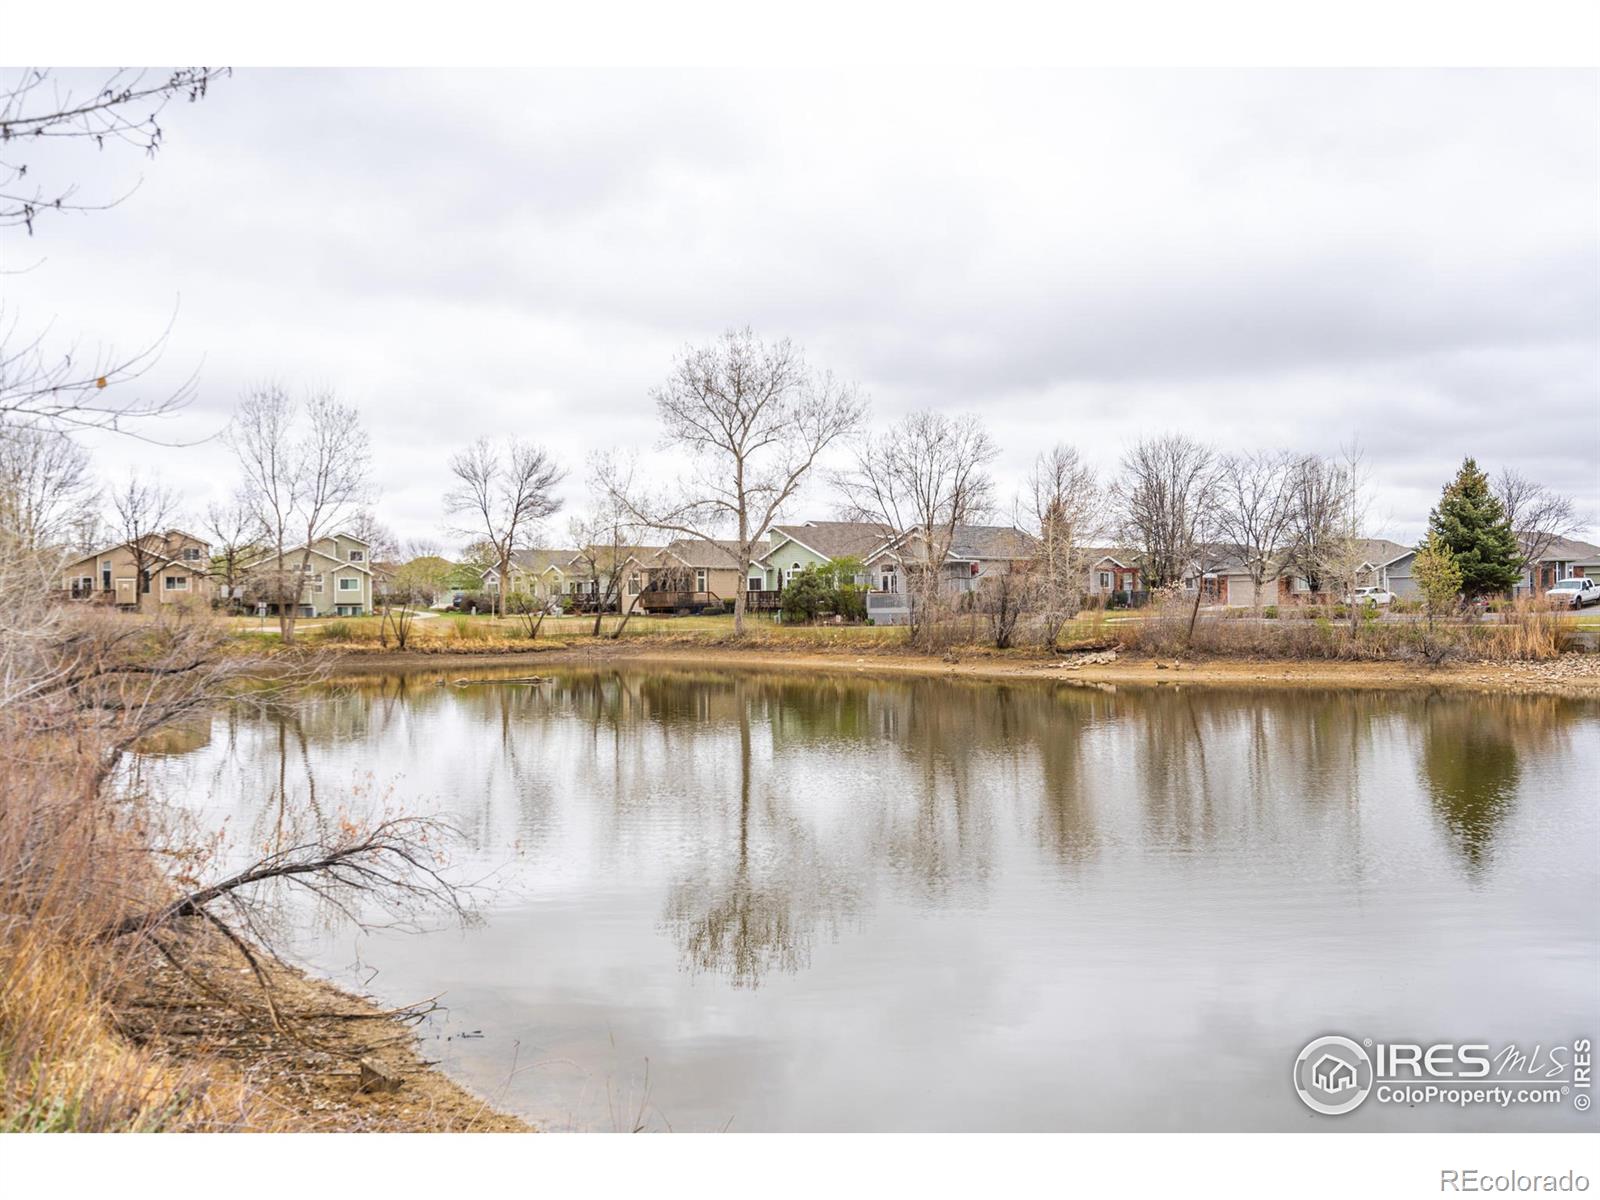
1312;1053;1358;1094
1294;1036;1375;1115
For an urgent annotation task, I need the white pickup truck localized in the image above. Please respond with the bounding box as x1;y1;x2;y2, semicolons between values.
1547;577;1600;609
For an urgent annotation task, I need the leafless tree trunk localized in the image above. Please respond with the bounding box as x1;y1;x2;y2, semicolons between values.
1112;433;1221;591
568;485;644;637
607;328;864;636
229;385;371;642
445;438;563;620
836;410;996;647
108;473;180;614
1285;447;1373;635
1216;449;1296;615
1027;443;1105;648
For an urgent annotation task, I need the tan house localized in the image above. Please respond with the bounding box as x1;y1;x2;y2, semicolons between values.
60;529;214;609
643;539;753;612
239;531;374;617
563;545;660;612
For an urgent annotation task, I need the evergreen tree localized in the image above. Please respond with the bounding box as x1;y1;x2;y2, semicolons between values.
1426;458;1521;598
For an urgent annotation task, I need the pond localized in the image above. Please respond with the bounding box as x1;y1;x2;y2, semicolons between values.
140;666;1600;1131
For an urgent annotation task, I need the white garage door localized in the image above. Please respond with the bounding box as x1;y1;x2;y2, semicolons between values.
1228;577;1255;607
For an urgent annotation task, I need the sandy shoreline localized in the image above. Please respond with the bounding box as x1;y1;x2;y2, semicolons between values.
319;639;1600;697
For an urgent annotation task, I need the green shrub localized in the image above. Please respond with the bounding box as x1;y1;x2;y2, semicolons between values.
1262;605;1278;620
833;584;867;623
780;567;831;623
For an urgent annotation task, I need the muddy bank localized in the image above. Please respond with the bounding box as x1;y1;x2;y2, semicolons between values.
320;640;1600;698
119;933;529;1132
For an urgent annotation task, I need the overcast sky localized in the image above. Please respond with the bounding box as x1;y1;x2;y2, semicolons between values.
5;68;1596;550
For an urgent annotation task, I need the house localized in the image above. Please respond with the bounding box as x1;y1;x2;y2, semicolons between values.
1513;535;1600;597
1082;549;1143;602
642;539;752;613
59;529;215;609
1381;534;1600;601
860;524;1039;625
239;531;374;617
754;521;896;609
564;545;661;612
481;547;577;603
1175;537;1415;605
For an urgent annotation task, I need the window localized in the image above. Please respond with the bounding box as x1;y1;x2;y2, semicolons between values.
310;573;324;593
629;572;641;593
749;576;763;592
695;568;708;592
338;577;360;591
182;546;202;561
163;575;189;591
1099;572;1111;589
349;549;364;562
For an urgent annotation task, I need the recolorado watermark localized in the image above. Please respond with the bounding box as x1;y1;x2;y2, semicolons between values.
1292;1034;1593;1117
1440;1169;1590;1193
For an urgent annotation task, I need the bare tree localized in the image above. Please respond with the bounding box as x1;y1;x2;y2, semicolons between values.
1496;468;1579;576
229;385;371;642
1112;433;1220;591
107;473;179;613
0;424;95;554
609;328;864;636
0;69;223;437
444;438;563;620
202;491;261;610
568;467;649;637
1282;453;1344;597
1285;446;1373;634
2;68;228;234
836;410;996;645
1027;443;1106;648
377;544;449;650
345;508;401;563
1215;449;1297;615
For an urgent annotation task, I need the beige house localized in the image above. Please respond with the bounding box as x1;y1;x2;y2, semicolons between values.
643;539;752;612
481;547;577;602
60;530;214;609
240;531;374;617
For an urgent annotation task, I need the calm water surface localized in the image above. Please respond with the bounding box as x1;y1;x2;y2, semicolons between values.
142;667;1600;1131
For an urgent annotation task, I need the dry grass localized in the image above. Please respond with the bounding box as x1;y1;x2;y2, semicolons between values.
1114;595;1576;664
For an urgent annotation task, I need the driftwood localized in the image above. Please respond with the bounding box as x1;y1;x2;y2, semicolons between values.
108;817;469;940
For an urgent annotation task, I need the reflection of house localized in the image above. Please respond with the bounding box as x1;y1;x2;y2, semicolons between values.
60;530;214;608
239;532;373;617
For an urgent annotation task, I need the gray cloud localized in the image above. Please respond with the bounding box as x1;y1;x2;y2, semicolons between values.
5;67;1594;546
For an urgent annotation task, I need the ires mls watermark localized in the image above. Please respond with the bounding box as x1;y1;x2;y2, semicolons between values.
1293;1034;1593;1116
